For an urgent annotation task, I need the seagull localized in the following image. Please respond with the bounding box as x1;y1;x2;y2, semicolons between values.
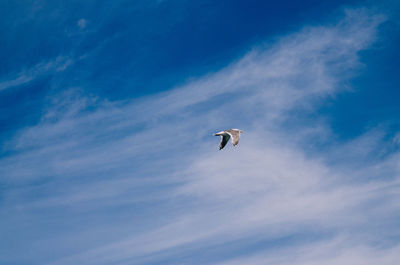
214;129;243;150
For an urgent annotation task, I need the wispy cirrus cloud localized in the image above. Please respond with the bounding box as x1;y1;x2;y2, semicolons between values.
216;236;400;265
1;8;399;265
0;56;73;92
77;18;88;29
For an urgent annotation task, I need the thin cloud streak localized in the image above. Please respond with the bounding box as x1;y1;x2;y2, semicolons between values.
216;236;400;265
1;8;399;265
0;56;73;92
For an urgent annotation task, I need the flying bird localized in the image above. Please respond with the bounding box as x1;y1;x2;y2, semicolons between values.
214;129;243;150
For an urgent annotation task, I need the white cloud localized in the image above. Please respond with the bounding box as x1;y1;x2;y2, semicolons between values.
0;56;73;92
77;18;87;29
216;236;400;265
1;8;398;265
394;132;400;145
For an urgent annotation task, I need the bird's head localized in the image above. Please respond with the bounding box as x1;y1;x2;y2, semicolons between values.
214;131;224;136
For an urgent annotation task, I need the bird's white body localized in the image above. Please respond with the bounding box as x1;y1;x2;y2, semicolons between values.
214;129;243;150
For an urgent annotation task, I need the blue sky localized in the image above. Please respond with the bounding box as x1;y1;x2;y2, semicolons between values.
1;0;400;264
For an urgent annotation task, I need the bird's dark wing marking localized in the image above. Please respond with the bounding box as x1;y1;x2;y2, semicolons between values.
219;134;230;150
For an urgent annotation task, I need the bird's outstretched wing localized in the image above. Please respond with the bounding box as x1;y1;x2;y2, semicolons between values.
227;130;240;146
219;134;230;150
